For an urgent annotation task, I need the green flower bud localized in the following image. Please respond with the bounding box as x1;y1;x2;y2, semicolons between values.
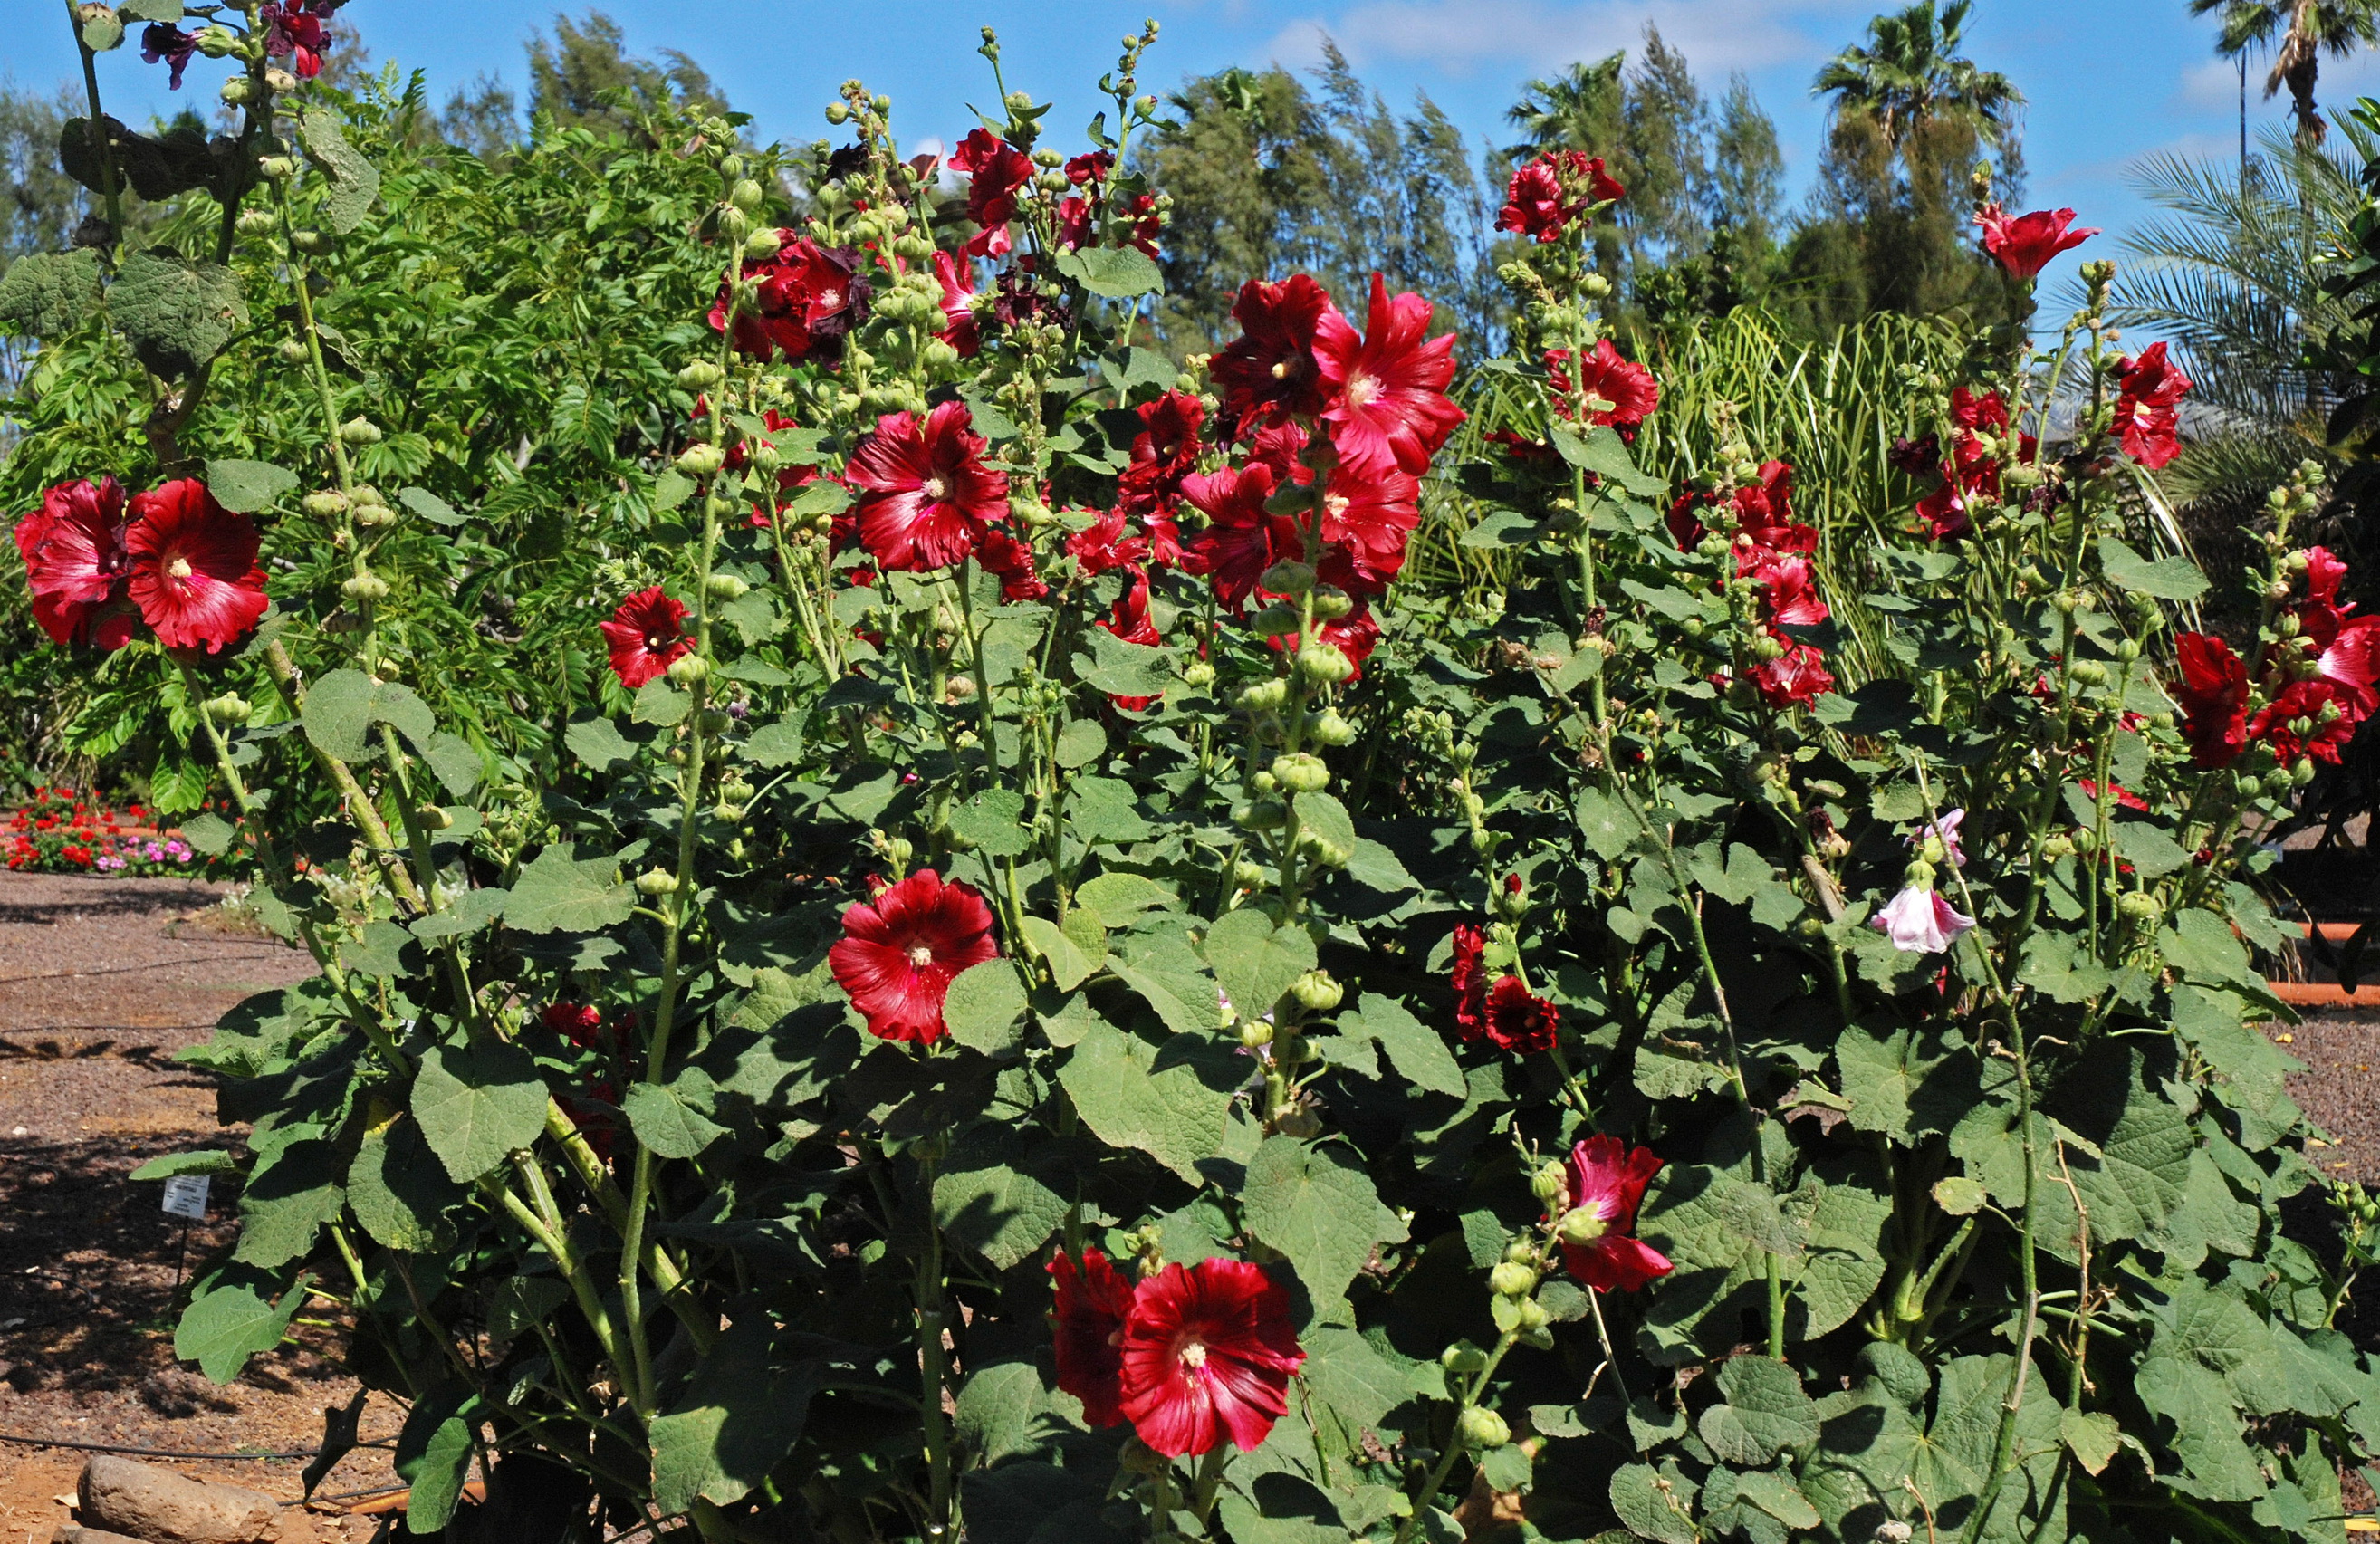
1309;588;1353;621
1531;1162;1569;1206
676;443;726;477
729;177;765;212
235;207;278;238
1489;1261;1538;1298
341;572;389;602
1515;1298;1550;1333
196;24;236;56
1307;708;1357;746
677;360;724;390
352;503;396;529
2068;659;2107;686
697;708;734;736
1239;679;1290;712
1556;1207;1608;1247
636;868;680;897
417;806;455;831
1272;753;1329;793
1260;560;1317;596
705;571;750;601
1441;1343;1488;1374
1184;660;1217;688
1232;800;1288;831
1250;770;1279;796
2116;891;2162;923
1239;1019;1273;1049
277;337;308;363
667;652;711;686
258;155;297;179
220;74;254;106
338;417;382;446
1289;970;1342;1012
264;66;299;94
1249;603;1301;638
1456;1408;1511;1450
204;693;253;726
1231;859;1267;888
302;490;349;519
1298;642;1355;685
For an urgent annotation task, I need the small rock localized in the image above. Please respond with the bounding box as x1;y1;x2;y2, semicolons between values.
56;1527;151;1544
78;1457;281;1544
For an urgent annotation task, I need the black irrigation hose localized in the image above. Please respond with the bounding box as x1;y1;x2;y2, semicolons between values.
0;1430;393;1462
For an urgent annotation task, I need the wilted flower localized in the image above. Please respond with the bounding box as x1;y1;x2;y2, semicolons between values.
1871;879;1976;954
140;24;199;89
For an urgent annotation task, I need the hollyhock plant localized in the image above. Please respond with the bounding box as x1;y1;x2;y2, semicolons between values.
2173;632;2250;768
1747;637;1834;707
599;588;693;688
1049;1248;1137;1428
843;403;1010;571
2113;342;2192;470
1449;922;1487;1041
140;23;198;88
949;129;1033;257
1495;149;1624;244
1480;974;1559;1054
1210;274;1339;437
124;479;268;654
827;868;1000;1044
14;476;137;649
1871;878;1976;954
1116;1259;1304;1457
1546;340;1660;435
974;528;1048;603
1972;203;2098;280
1313;273;1465;478
931;251;980;359
1555;1136;1674;1293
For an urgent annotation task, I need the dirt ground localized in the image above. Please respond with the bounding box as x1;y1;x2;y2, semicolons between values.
2;870;2378;1536
0;874;398;1544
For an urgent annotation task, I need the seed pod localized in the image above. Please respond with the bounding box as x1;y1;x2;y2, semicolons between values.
705;571;750;601
258;155;296;179
1183;660;1216;688
1298;642;1355;685
636;868;680;897
302;490;349;519
677;360;724;389
1456;1408;1511;1450
1489;1261;1537;1298
264;66;299;93
417;806;454;831
204;694;253;725
1288;970;1341;1012
1271;753;1329;793
221;75;254;105
341;572;389;601
667;652;711;686
1531;1162;1568;1206
338;417;383;446
676;443;726;477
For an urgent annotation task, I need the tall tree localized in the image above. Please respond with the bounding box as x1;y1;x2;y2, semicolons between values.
441;72;522;160
1708;73;1785;250
1812;0;2020;149
0;82;84;262
2186;0;2380;143
526;11;730;139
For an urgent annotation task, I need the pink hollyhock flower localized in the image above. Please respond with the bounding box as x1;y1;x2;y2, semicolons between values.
844;403;1010;572
1556;1136;1673;1293
2113;342;2192;470
949;129;1034;258
1313;273;1465;478
125;479;268;654
1480;974;1559;1054
14;476;138;649
1117;1259;1304;1457
1870;884;1975;954
1211;274;1340;438
2172;632;2250;768
1747;637;1833;707
1911;808;1966;867
827;868;1000;1044
1495;150;1625;244
1049;1247;1136;1429
599;587;692;688
1972;204;2098;280
1546;340;1660;435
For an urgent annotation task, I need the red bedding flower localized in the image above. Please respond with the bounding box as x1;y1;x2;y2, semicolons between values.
950;129;1034;258
2172;631;2250;768
125;479;267;653
1049;1247;1137;1429
1973;204;2097;280
14;476;138;649
1117;1259;1304;1457
845;403;1010;571
1556;1136;1674;1293
1211;275;1339;438
1546;340;1659;435
600;588;693;687
1314;273;1464;478
2113;342;2191;470
828;868;1000;1044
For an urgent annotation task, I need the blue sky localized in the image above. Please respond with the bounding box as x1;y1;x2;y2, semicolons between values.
10;0;2379;304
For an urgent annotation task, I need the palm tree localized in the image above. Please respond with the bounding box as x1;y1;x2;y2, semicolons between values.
1811;1;2020;149
2184;0;2380;144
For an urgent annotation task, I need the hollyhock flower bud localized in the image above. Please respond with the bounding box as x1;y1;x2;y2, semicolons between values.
1309;589;1353;621
1556;1206;1608;1246
1184;660;1217;688
1239;679;1290;712
697;708;734;736
1298;642;1355;684
1233;800;1287;830
677;444;726;477
636;868;680;896
1249;603;1301;638
666;651;710;686
259;155;295;178
677;360;723;389
1442;1343;1487;1373
1457;1408;1511;1450
1239;1018;1273;1049
338;417;382;446
302;490;348;518
235;208;276;237
729;178;764;212
1532;1164;1569;1206
705;571;749;601
341;572;389;601
264;66;299;92
1289;970;1342;1012
197;24;235;55
1489;1261;1537;1298
1260;560;1317;595
205;693;252;725
2116;891;2162;923
1231;859;1267;888
1307;709;1356;746
417;805;455;831
353;503;395;529
221;75;254;105
1272;753;1329;793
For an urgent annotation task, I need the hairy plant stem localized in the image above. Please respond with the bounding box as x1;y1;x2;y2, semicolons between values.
914;1150;955;1539
65;2;122;239
1392;1329;1520;1544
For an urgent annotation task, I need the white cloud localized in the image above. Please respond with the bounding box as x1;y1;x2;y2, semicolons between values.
1261;0;1867;79
2173;57;2241;113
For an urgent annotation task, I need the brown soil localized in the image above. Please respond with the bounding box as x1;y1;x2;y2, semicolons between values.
0;874;398;1535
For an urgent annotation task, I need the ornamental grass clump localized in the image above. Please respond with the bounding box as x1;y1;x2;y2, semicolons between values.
7;11;2379;1544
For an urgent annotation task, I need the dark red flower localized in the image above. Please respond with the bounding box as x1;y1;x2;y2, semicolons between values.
1049;1247;1136;1428
1117;390;1206;515
974;528;1048;602
949;129;1034;258
1313;273;1464;478
710;234;868;363
2172;632;2250;768
14;476;138;649
932;251;981;359
2251;677;2358;764
1066;150;1114;186
1747;637;1834;707
140;24;198;88
599;587;692;688
1729;461;1803;551
1485;429;1559;464
2114;342;2192;470
125;480;267;654
2078;779;2151;812
1556;1136;1673;1293
1181;463;1294;612
542;1002;606;1049
1972;204;2098;280
989;261;1072;331
1752;553;1828;628
1211;275;1339;438
1317;463;1422;594
1066;506;1148;578
1055;197;1093;253
1449;923;1487;1041
1117;1259;1304;1457
1915;477;1972;542
1099;569;1163;712
1496;150;1624;244
844;403;1011;571
259;1;330;78
828;868;1000;1044
1547;340;1659;435
1479;974;1558;1054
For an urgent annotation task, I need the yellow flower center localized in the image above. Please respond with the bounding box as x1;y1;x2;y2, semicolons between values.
908;942;936;968
1344;373;1382;408
168;556;193;580
923;475;949;502
1179;1340;1207;1368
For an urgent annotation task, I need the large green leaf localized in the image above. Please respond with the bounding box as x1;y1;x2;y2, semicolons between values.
411;1041;550;1183
299;106;381;234
1057;1020;1236;1184
1341;993;1464;1098
111;245;245;377
945;959;1029;1054
504;842;634;934
232;1137;344;1268
623;1071;728;1159
2097;537;2208;602
934;1156;1068;1271
176;1279;305;1383
205;458;296;514
300;667;433;762
648;1316;821;1513
1054;244;1163;297
348;1117;464;1253
1203;908;1316;1019
1239;1136;1407;1309
1697;1355;1819;1466
0;249;101;337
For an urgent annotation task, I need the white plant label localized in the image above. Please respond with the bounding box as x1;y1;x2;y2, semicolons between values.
160;1175;211;1221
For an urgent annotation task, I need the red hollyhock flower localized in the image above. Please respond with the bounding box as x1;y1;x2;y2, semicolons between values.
1752;553;1828;628
975;528;1048;602
125;479;267;653
600;588;693;687
2114;342;2192;470
785;242;872;346
828;868;1000;1044
1915;477;1972;542
1316;461;1422;591
1747;637;1834;707
949;129;1034;258
932;251;981;359
1480;974;1559;1054
260;0;330;78
1099;569;1163;711
1313;273;1464;478
1211;275;1340;438
1729;461;1805;551
2172;632;2250;767
1495;149;1624;244
1064;150;1114;186
1449;923;1487;1041
141;23;198;88
1556;1136;1674;1293
1181;463;1294;611
1117;390;1206;515
2078;779;2151;812
15;476;139;649
2317;616;2380;716
542;1002;606;1050
1546;340;1660;436
1049;1247;1137;1428
1055;196;1093;252
2251;677;2358;764
1972;203;2098;280
1066;506;1150;578
845;403;1011;571
1117;1259;1304;1457
1267;605;1384;680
